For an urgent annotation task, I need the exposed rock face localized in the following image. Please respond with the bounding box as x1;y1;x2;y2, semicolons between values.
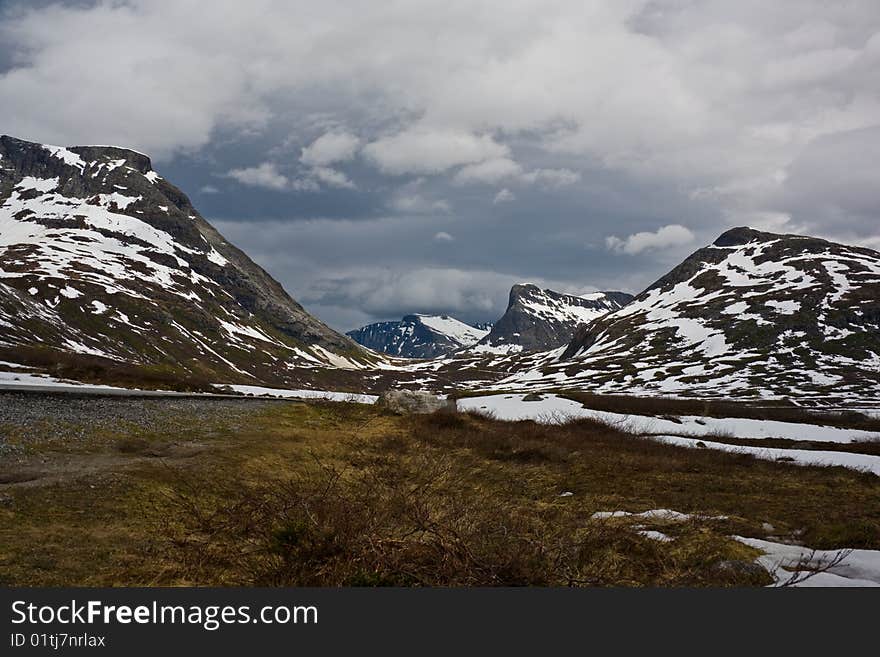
0;135;375;385
470;284;633;354
504;227;880;401
377;390;446;414
348;314;488;358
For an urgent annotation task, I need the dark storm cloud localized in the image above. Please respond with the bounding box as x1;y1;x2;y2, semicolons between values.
772;126;880;229
1;1;878;330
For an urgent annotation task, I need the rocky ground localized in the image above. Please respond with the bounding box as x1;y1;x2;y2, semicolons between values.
0;391;273;465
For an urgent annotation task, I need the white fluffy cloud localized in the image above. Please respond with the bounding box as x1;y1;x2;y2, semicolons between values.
226;162;289;190
453;157;523;184
300;131;361;166
452;158;581;188
606;224;696;255
362;128;509;175
226;161;354;191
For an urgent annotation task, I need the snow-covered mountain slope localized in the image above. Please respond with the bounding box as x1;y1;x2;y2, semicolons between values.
469;284;633;354
498;228;880;401
348;313;489;358
0;135;378;387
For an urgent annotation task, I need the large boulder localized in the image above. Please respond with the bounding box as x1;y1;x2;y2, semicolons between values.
378;390;445;414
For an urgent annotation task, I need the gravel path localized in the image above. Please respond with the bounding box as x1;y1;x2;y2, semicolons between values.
0;392;274;457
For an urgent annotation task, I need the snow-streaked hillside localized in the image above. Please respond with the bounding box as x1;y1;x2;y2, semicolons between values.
348;313;488;358
497;228;880;401
0;135;379;386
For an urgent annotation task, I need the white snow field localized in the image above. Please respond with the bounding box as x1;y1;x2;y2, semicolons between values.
0;369;125;390
456;393;880;443
416;314;489;346
734;537;880;587
457;393;880;475
651;435;880;476
221;384;378;404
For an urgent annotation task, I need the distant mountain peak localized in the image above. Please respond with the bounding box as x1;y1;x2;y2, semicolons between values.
470;285;633;354
712;226;775;247
1;135;153;176
348;313;488;358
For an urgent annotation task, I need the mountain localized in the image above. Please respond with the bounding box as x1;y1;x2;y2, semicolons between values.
0;135;377;389
500;227;880;401
469;284;633;354
348;314;489;358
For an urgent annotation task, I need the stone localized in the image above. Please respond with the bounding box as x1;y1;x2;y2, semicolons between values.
377;390;445;414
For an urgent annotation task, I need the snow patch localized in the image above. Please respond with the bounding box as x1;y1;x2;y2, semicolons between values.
42;144;86;171
735;536;880;587
220;384;377;404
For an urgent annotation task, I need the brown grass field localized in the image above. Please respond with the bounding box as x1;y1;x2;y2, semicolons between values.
1;397;878;587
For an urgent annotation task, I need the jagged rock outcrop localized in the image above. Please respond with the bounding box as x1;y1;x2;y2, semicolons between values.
470;284;632;354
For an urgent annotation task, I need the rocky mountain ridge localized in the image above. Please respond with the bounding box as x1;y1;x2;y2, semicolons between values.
0;135;376;388
469;284;633;354
497;227;880;400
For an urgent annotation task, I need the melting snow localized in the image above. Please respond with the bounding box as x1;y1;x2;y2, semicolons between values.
16;176;59;193
417;314;488;345
0;370;123;390
457;394;880;475
765;299;800;314
652;434;880;476
735;536;880;587
42;144;86;171
221;384;377;404
457;394;880;444
206;247;228;267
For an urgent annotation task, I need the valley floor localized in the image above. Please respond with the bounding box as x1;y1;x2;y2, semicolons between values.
1;390;879;587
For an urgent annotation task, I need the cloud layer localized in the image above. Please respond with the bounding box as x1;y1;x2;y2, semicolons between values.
1;0;878;329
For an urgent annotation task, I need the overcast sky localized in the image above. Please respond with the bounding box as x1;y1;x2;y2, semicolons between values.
2;0;878;331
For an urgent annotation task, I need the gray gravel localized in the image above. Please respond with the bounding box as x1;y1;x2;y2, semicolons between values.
0;392;273;455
